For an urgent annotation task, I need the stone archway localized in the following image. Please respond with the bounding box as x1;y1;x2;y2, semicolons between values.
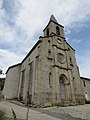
59;74;68;101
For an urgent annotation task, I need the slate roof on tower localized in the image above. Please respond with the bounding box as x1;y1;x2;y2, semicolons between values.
43;15;64;31
49;15;58;23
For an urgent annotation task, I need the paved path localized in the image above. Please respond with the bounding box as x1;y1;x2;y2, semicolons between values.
0;100;89;120
0;101;62;120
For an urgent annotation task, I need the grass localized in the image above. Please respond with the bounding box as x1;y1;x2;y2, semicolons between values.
12;108;17;120
0;91;6;120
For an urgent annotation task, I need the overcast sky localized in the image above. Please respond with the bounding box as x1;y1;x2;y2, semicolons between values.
0;0;90;78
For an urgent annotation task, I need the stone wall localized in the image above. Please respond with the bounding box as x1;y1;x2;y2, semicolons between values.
17;40;42;104
81;77;90;101
3;64;21;99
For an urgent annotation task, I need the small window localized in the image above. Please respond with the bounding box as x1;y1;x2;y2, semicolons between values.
28;58;30;62
47;28;49;36
56;26;60;35
70;58;72;62
68;48;70;51
38;45;40;48
48;49;51;54
48;40;50;43
49;72;52;87
83;81;86;87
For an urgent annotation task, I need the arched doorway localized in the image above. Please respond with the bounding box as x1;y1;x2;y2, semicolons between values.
59;74;68;101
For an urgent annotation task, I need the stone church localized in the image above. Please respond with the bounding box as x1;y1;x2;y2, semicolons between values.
3;15;85;106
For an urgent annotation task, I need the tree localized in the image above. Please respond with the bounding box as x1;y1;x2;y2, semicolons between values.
0;69;2;75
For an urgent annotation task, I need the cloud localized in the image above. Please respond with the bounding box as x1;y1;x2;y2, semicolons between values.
0;49;23;72
0;0;90;77
77;51;90;78
2;0;21;22
1;0;90;50
16;0;90;34
15;0;90;50
65;30;71;35
57;0;90;28
72;39;82;43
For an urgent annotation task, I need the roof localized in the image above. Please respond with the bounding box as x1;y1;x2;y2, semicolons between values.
66;41;75;51
80;77;90;81
49;15;58;23
43;15;64;31
6;63;21;74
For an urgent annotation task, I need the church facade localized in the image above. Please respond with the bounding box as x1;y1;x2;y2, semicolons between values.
3;15;85;106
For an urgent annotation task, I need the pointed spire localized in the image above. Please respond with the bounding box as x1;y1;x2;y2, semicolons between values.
49;15;58;23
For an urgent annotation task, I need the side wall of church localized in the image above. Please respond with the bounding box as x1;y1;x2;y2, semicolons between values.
17;40;43;104
3;64;21;99
81;77;90;101
65;42;85;103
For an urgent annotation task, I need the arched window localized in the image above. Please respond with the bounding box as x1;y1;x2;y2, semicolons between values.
59;74;69;85
47;28;49;36
56;26;60;35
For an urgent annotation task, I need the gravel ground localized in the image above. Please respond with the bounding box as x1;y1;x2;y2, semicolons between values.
0;100;90;120
40;105;90;120
33;108;87;120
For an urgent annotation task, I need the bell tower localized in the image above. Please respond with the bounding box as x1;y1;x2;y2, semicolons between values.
43;15;65;38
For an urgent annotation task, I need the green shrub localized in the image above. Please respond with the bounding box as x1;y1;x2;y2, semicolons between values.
0;91;4;101
85;99;90;104
0;110;6;120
